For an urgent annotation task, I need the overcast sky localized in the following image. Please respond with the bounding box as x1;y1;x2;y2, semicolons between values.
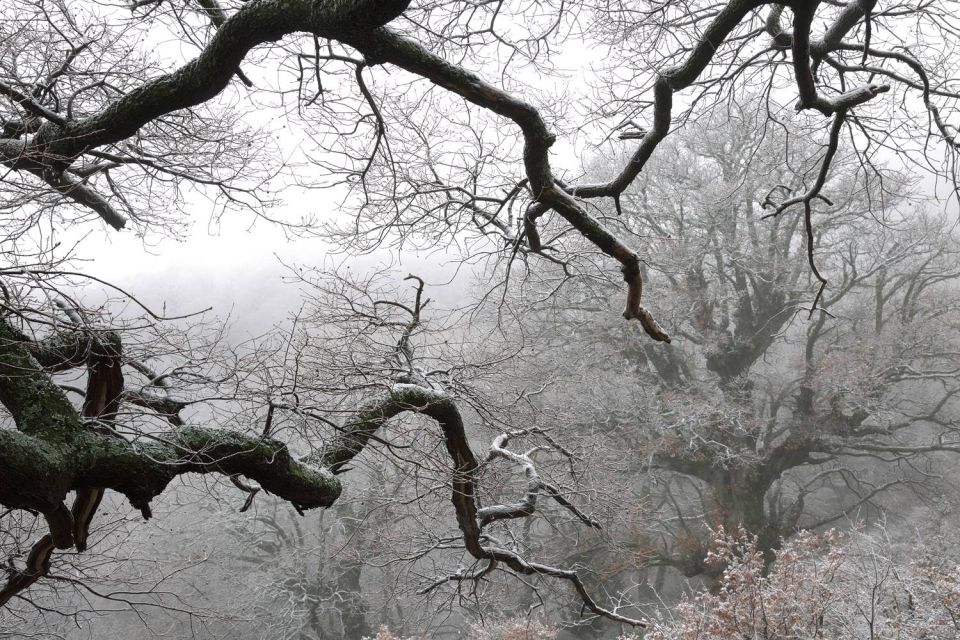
73;204;477;340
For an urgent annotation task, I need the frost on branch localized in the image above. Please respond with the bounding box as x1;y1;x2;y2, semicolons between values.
635;527;960;640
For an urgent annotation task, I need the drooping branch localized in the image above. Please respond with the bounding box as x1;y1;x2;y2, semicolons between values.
342;27;671;340
309;379;644;625
0;0;669;337
20;0;412;166
0;319;341;515
0;0;411;229
0;318;341;605
4;0;934;336
0;425;342;521
3;288;640;622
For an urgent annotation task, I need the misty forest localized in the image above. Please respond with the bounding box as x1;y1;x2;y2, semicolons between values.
2;0;960;638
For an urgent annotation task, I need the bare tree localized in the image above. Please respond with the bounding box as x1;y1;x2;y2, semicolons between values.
1;0;959;631
511;109;960;579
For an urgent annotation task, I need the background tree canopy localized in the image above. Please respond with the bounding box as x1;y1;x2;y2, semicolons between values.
1;0;959;637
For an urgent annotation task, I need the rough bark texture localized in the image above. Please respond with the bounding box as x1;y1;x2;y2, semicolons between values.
0;317;344;605
0;0;933;619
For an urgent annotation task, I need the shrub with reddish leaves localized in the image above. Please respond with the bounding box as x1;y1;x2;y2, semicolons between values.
633;527;960;640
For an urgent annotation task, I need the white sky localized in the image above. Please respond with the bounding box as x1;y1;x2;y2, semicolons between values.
76;209;478;339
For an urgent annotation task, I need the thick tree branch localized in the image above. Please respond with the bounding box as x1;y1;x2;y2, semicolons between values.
343;28;670;339
2;0;928;336
310;382;642;625
3;0;411;173
0;317;340;605
790;3;889;115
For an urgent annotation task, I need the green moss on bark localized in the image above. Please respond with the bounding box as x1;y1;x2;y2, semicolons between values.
0;321;83;441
